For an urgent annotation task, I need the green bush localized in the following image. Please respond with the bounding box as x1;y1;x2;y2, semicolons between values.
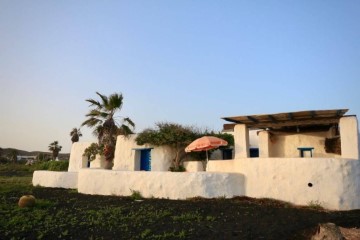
169;165;186;172
32;161;69;171
130;189;143;200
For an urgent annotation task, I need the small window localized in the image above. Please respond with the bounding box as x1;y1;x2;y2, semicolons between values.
250;148;259;158
222;149;233;160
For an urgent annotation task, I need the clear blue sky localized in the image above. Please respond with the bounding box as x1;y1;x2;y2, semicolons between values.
1;1;359;153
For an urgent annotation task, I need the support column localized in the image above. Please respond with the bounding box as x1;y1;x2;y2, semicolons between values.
339;116;359;159
259;131;270;157
234;124;249;158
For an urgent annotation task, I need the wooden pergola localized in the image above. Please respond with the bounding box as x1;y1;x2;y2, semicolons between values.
222;109;349;131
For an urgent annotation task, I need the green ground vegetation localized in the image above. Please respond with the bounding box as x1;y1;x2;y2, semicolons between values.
0;164;215;239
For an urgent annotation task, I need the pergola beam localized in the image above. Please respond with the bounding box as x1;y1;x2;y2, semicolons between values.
246;118;340;129
268;115;277;123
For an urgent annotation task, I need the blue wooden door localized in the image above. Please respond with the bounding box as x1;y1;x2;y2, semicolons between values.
140;149;151;171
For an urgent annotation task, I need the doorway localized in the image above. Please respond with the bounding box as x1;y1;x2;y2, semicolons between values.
140;149;151;171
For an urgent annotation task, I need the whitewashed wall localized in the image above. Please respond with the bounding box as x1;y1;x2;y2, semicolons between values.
68;142;92;172
184;161;205;172
267;131;340;158
340;116;359;159
90;155;106;169
78;169;245;199
32;171;78;189
207;158;360;210
113;135;173;171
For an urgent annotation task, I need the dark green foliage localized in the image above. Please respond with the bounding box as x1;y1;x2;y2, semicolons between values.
136;122;200;170
212;133;234;148
83;143;104;161
81;92;135;162
0;161;68;173
169;165;186;172
136;123;234;170
48;141;62;160
70;128;82;143
32;161;69;171
130;189;143;200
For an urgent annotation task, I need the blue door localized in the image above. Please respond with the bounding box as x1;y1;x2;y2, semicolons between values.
140;149;151;171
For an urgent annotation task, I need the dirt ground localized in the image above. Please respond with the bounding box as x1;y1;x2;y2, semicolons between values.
27;188;360;239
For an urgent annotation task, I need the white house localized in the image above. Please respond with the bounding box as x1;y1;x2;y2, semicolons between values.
33;109;360;210
208;109;360;210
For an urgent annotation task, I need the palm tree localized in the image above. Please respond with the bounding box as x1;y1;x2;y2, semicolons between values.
70;128;82;143
48;141;62;160
81;92;135;162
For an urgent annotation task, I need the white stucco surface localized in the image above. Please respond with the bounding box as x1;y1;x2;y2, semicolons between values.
90;155;106;168
207;158;360;210
234;124;249;158
259;131;270;157
113;135;173;171
68;142;92;172
150;146;174;171
32;171;78;189
113;135;139;170
184;161;205;172
78;169;245;199
267;131;339;158
340;116;359;159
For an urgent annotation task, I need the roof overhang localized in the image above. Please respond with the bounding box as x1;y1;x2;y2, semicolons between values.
222;109;349;131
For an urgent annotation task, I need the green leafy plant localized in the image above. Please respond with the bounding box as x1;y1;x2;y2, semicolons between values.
136;122;200;171
136;123;234;171
308;200;324;210
83;143;104;161
130;189;143;200
32;161;69;171
169;165;186;172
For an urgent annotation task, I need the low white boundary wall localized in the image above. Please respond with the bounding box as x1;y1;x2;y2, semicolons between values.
32;171;78;189
184;161;205;172
207;158;360;210
77;169;245;199
32;158;360;210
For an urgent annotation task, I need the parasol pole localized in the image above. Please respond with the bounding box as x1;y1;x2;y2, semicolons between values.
205;150;209;172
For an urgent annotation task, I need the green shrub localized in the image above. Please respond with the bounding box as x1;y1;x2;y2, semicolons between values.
32;161;69;171
83;143;104;161
308;200;324;210
169;165;186;172
130;189;143;200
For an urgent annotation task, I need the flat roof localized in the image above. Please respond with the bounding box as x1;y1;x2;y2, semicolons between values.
223;109;349;130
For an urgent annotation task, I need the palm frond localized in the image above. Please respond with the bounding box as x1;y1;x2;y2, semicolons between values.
86;98;101;108
85;109;108;118
123;117;135;128
108;93;123;111
118;124;134;136
81;118;102;127
96;92;109;108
